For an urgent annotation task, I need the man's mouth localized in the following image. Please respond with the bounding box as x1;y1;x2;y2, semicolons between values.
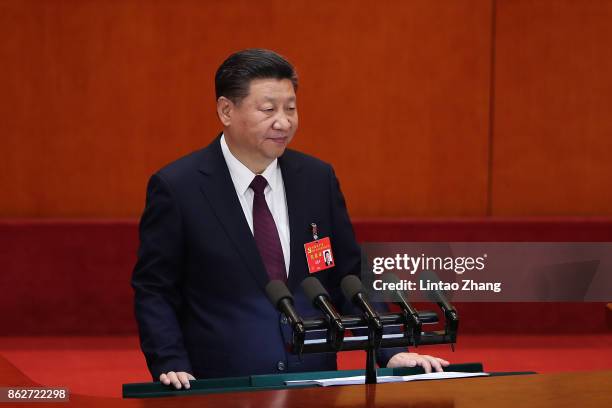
268;137;288;144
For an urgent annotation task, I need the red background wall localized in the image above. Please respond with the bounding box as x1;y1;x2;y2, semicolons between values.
492;0;612;215
1;0;611;218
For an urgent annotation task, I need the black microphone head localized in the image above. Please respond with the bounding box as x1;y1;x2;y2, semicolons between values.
382;273;404;302
419;270;447;302
383;272;401;284
340;274;364;301
419;270;439;281
265;280;293;309
301;276;330;303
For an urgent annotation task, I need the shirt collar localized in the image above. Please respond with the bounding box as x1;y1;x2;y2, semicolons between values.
220;133;279;195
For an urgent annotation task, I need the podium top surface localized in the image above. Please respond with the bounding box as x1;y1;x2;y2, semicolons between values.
122;363;487;398
1;355;611;408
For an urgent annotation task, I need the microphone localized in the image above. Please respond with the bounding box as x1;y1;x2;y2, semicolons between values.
418;271;457;317
419;271;458;344
301;277;345;350
265;280;304;330
340;275;383;332
265;280;305;353
382;273;422;345
340;275;382;385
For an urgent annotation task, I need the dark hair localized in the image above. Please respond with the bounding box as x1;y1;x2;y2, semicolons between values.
215;49;298;103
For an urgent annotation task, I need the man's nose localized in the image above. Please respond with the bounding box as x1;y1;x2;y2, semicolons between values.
272;114;292;130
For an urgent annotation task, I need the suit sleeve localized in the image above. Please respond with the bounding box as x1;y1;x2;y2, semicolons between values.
327;166;407;368
131;173;192;380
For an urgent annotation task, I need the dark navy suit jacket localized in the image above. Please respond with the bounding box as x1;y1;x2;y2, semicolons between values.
132;136;401;380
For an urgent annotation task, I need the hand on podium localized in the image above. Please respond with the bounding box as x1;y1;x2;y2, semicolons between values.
159;371;196;389
386;352;450;373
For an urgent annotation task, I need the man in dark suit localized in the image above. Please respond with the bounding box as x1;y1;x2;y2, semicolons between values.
324;250;333;266
132;49;449;390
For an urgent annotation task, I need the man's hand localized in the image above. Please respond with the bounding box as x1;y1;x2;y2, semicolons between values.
386;352;450;373
159;371;196;389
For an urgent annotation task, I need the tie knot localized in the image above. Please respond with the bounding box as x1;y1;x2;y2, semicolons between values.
249;175;268;194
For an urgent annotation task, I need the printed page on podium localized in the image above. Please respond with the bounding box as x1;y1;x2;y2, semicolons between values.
285;371;490;387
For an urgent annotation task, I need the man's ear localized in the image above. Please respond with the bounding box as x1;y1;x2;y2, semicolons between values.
216;96;233;126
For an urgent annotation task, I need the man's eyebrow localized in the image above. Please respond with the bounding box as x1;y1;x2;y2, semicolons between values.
261;96;296;102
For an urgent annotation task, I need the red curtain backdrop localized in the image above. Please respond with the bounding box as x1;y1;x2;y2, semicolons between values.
3;1;611;218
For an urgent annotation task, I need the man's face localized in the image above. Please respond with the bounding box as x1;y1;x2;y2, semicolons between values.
222;78;298;170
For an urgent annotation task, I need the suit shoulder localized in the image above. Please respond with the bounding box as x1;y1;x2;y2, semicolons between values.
282;148;333;173
153;146;210;187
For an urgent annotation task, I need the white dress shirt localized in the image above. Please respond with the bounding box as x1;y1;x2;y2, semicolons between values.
220;134;291;276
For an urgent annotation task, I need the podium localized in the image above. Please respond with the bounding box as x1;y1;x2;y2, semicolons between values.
1;356;611;407
122;363;523;398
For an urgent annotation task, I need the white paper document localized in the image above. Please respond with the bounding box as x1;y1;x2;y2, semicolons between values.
285;371;490;387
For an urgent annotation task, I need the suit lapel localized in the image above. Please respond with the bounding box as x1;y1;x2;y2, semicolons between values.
279;153;308;292
198;137;270;292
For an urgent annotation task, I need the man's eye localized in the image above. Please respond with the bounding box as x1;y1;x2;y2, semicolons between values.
261;108;274;112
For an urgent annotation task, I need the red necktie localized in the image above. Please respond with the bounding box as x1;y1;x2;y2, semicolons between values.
250;175;287;282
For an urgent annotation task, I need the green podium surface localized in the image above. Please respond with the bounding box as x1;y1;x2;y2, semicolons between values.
123;363;534;398
10;355;612;407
